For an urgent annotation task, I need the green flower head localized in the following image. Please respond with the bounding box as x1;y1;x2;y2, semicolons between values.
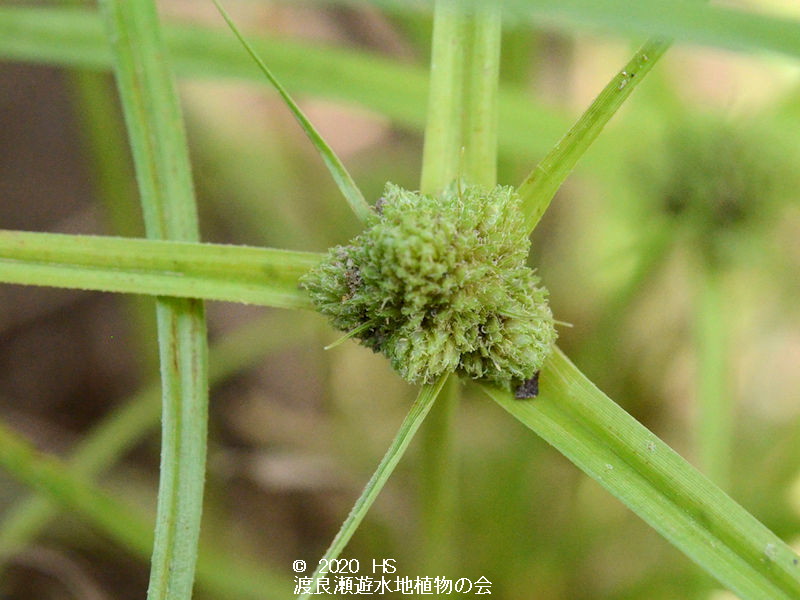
301;182;556;389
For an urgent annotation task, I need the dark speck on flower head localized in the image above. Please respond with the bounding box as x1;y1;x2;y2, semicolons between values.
300;182;557;389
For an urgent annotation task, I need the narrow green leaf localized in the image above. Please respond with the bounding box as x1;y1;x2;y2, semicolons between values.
502;0;800;60
0;418;293;599
325;0;800;63
298;375;449;600
212;0;372;224
483;348;800;600
0;230;320;309
98;2;208;599
0;419;153;556
519;38;670;233
0;6;568;159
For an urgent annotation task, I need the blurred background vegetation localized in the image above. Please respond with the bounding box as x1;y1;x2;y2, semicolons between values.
1;1;800;598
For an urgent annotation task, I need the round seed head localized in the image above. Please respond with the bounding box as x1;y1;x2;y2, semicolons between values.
301;182;557;388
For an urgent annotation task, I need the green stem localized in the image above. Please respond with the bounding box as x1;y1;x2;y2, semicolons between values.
519;37;671;233
694;263;731;488
420;0;466;195
297;376;448;600
418;375;458;574
99;0;199;241
462;4;502;188
0;230;320;310
150;299;208;600
417;0;497;578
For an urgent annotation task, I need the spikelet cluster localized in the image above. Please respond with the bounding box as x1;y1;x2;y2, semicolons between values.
300;182;556;388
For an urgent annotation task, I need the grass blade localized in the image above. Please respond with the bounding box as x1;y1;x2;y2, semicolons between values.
519;38;670;233
329;0;800;62
297;375;449;600
99;1;208;599
212;0;372;225
0;230;320;309
501;0;800;60
0;6;568;160
0;420;152;556
482;348;800;600
0;418;293;599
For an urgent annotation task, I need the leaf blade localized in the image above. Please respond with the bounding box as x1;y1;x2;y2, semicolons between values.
483;348;800;600
0;230;320;309
0;6;568;160
519;38;670;232
298;375;449;600
212;0;372;224
0;417;293;599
